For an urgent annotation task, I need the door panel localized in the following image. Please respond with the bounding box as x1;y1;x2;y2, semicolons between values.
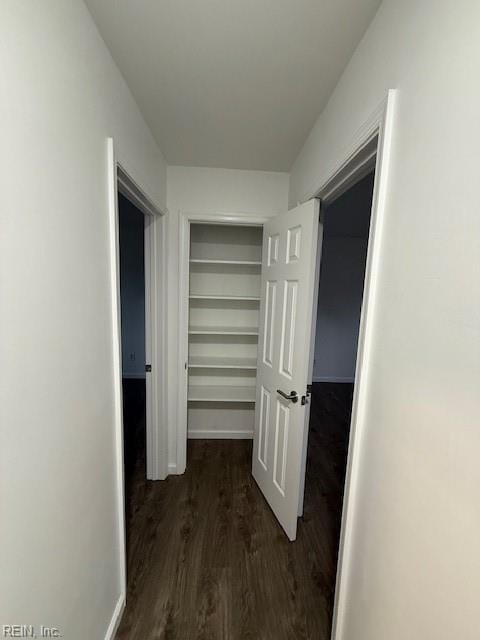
267;233;280;266
252;200;319;540
273;400;289;493
258;386;270;470
279;279;298;378
262;281;277;366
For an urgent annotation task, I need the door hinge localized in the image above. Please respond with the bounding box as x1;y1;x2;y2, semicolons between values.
145;364;152;372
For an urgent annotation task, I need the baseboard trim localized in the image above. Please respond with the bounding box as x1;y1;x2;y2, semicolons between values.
312;376;355;383
188;430;254;439
104;593;125;640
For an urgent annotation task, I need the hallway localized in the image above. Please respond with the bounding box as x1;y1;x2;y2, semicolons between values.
117;383;352;639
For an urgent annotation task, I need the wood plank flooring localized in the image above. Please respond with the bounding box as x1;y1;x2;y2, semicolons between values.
116;383;352;640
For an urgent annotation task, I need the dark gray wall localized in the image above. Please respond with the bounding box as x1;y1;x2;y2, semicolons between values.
313;172;374;381
118;193;145;378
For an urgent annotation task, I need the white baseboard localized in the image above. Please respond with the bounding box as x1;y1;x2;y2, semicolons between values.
188;430;253;439
312;375;355;383
104;593;125;640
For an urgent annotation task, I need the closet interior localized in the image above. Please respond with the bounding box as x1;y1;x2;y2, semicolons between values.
187;223;263;438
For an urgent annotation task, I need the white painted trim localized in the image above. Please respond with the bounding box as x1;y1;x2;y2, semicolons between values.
117;166;160;218
168;462;178;474
115;155;169;481
320;139;377;206
188;430;254;439
317;90;397;640
178;211;270;224
312;376;355;383
106;138;127;611
104;593;125;640
177;211;270;474
143;207;169;480
302;94;390;204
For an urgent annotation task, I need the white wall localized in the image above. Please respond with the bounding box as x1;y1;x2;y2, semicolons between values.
0;2;166;639
290;1;480;639
119;195;146;378
314;173;372;382
166;166;289;467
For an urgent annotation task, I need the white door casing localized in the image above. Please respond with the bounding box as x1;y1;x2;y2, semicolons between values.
252;200;319;541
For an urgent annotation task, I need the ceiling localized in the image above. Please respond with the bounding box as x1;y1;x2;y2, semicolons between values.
85;0;381;172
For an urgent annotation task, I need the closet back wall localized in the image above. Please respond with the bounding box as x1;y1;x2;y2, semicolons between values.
187;223;263;438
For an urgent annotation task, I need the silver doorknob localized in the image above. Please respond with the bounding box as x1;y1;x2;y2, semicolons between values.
276;389;298;403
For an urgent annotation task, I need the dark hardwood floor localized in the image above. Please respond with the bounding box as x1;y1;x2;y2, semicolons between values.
122;378;146;481
116;382;352;640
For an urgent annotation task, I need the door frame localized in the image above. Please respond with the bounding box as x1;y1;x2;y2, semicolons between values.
176;211;270;474
302;91;396;640
116;164;169;483
107;138;169;600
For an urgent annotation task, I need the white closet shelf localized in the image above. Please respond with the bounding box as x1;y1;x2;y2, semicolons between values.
188;356;257;370
190;258;261;266
188;385;256;403
189;325;259;336
189;294;260;301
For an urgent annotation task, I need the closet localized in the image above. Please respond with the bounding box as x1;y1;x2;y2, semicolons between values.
187;223;263;438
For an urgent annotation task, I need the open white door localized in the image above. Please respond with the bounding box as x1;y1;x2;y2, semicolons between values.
252;199;319;540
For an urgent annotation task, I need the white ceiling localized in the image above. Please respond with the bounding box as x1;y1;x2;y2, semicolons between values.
85;0;381;171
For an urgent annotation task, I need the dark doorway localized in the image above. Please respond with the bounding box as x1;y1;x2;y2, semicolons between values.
118;193;146;484
307;170;375;631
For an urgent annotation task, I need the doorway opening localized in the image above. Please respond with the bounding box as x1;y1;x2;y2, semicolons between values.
186;222;263;440
306;170;375;633
177;213;270;474
118;193;147;483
